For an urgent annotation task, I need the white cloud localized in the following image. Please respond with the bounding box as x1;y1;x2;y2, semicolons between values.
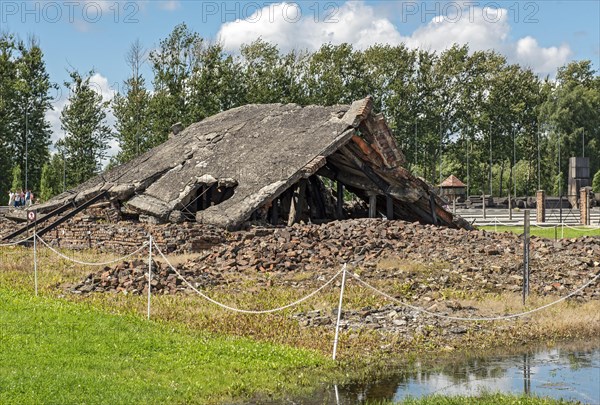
515;36;571;76
46;72;119;164
158;1;180;11
216;1;572;77
218;2;406;52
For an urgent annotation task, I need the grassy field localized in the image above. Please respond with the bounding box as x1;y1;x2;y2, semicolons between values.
0;287;333;404
479;225;600;239
1;243;598;404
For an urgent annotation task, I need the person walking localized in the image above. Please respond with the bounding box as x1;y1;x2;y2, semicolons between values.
8;191;14;207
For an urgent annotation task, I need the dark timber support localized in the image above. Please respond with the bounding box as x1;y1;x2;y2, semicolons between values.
336;181;344;219
270;198;279;225
287;181;307;226
369;193;378;218
309;176;327;219
386;195;394;220
429;193;438;225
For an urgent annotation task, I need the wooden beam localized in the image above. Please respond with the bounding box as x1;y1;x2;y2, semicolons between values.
369;193;377;218
287;180;307;226
386;195;394;220
309;176;327;219
270;197;279;225
336;181;344;219
339;146;390;193
429;193;439;225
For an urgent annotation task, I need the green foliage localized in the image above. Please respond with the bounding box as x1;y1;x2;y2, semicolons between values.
0;288;328;404
58;70;112;188
0;34;53;199
2;25;598;197
39;154;65;201
553;172;564;196
593;170;600;193
112;40;153;164
11;165;22;191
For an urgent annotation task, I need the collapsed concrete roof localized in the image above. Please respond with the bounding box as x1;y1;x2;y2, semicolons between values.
37;97;470;230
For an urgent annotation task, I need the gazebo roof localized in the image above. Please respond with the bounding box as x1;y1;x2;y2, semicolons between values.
439;175;466;188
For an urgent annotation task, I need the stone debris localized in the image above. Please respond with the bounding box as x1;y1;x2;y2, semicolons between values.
68;219;600;303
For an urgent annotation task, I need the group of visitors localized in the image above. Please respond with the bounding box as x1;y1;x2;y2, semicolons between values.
7;190;34;208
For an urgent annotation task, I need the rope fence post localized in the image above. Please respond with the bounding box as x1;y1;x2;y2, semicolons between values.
147;234;152;320
332;263;347;361
33;230;38;296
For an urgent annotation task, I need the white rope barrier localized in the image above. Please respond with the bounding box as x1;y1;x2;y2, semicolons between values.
0;233;35;247
154;242;343;314
347;270;600;322
36;235;148;266
563;223;600;232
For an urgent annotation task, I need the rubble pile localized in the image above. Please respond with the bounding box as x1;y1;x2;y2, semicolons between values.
69;219;600;302
68;259;224;295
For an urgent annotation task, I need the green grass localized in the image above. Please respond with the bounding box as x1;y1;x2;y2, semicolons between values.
479;225;600;239
0;288;332;404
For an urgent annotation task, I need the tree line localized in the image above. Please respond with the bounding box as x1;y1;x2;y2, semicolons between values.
1;24;599;205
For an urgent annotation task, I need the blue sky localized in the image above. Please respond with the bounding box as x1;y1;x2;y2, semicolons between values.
1;0;599;150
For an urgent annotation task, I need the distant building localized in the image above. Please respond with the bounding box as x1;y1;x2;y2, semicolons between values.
438;175;466;203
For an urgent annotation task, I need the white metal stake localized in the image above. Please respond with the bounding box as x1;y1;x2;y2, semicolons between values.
332;263;347;361
33;230;38;296
147;235;152;320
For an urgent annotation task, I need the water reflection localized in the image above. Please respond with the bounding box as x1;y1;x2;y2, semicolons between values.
341;345;600;404
256;344;600;405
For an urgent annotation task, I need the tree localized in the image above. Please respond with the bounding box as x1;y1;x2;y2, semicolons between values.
0;35;53;201
39;153;65;201
0;33;17;203
148;23;203;145
58;70;112;188
9;37;54;192
113;39;152;164
540;61;600;191
11;165;22;190
593;170;600;193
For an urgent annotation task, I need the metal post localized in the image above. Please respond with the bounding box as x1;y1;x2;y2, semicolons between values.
537;125;541;191
489;123;493;198
482;193;486;220
513;127;517;199
554;225;557;241
439;122;443;185
414;119;418;175
33;229;38;296
332;264;347;360
147;234;152;320
25;106;28;192
62;148;66;192
559;195;563;224
509;190;513;221
523;210;530;305
587;189;591;226
466;137;470;196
